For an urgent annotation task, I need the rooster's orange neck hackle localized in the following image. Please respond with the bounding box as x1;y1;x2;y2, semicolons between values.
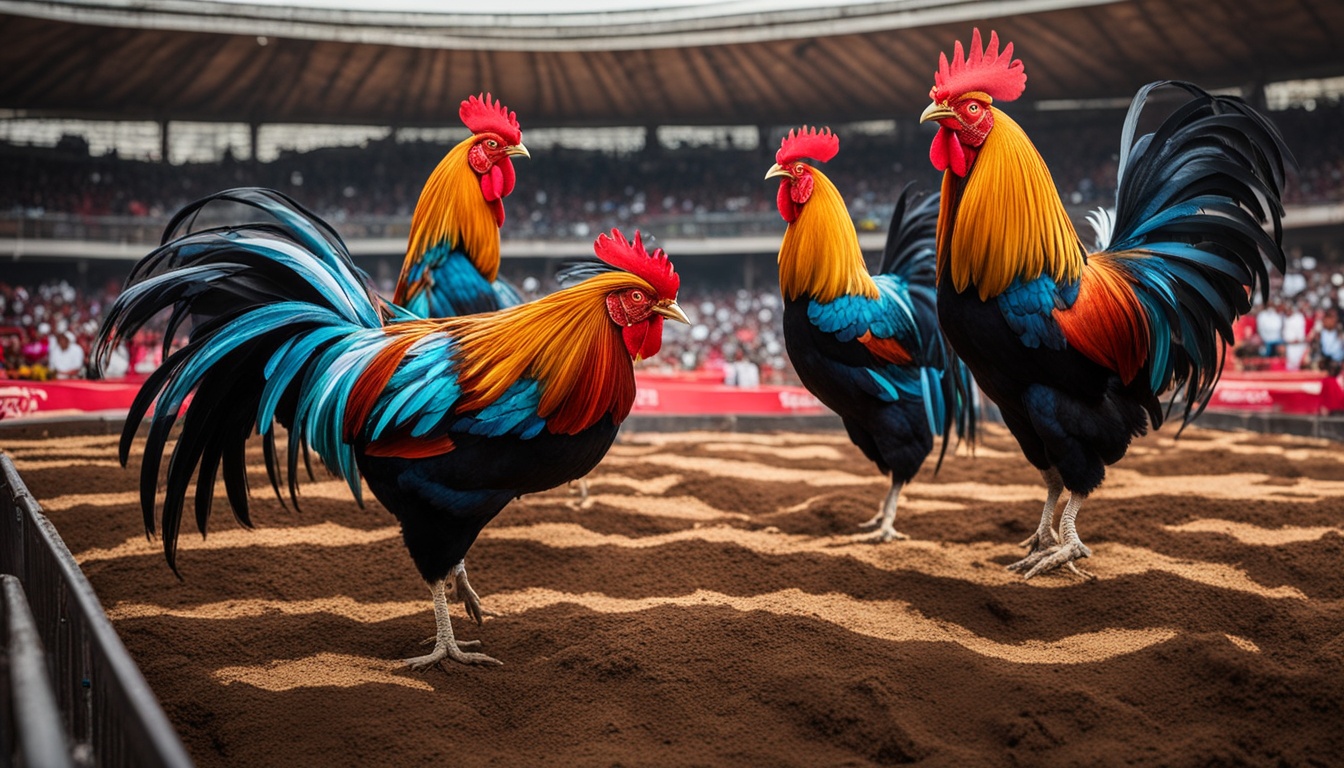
773;127;878;303
940;108;1085;300
927;29;1085;300
351;276;644;457
397;94;523;303
351;230;680;457
404;139;502;283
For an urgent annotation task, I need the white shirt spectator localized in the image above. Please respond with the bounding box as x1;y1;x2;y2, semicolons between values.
733;357;760;388
1283;308;1308;371
102;342;130;378
1257;306;1285;348
48;332;85;379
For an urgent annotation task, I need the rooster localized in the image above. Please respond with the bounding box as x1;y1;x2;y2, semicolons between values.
919;30;1289;577
766;127;974;542
393;93;529;318
94;188;687;667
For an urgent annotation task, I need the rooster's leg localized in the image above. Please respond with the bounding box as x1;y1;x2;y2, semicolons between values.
1008;492;1095;580
855;480;908;542
405;578;502;669
1015;468;1064;554
568;477;593;509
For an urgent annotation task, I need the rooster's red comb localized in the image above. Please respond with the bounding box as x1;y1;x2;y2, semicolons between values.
776;126;839;166
931;29;1026;104
459;93;522;145
593;229;679;300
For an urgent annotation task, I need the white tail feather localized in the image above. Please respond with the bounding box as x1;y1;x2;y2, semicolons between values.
1086;207;1115;251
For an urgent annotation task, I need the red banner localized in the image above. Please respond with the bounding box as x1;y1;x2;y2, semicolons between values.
7;371;1342;422
0;379;149;420
632;376;827;415
1210;371;1344;414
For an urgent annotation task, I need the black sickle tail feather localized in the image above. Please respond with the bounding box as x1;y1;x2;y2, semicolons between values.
877;184;940;284
92;187;383;573
1103;81;1292;429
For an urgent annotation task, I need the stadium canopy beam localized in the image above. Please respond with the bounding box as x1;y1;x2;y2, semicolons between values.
1;0;1341;130
0;0;1121;52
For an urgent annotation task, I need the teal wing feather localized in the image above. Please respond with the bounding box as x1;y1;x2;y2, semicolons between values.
398;244;522;318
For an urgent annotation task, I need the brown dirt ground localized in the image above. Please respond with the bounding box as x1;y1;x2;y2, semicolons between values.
5;423;1344;767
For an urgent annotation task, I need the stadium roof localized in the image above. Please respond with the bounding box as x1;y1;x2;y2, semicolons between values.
2;0;1343;129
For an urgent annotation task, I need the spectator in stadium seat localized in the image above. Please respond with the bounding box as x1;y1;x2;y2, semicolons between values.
1231;314;1264;371
0;334;16;378
19;324;49;379
1257;301;1286;359
102;340;130;378
1310;308;1344;376
1283;300;1310;372
47;330;85;379
728;350;760;388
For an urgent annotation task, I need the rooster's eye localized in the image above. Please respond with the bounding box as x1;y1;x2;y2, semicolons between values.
794;163;805;175
630;290;644;302
486;139;498;148
967;103;979;113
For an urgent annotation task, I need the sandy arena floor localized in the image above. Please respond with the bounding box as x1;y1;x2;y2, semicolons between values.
5;423;1344;766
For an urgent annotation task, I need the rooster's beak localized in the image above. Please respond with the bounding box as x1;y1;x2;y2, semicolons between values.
764;163;790;181
506;143;531;159
653;300;690;325
920;102;956;124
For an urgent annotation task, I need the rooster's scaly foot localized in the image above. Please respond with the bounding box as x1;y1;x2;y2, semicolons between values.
404;644;501;670
1008;540;1094;580
420;635;482;649
1017;526;1060;554
851;525;909;544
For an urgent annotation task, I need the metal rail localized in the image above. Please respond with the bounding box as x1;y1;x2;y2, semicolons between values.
2;573;75;768
0;454;193;768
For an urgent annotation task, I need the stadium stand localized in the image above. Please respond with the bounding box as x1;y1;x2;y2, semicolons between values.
4;102;1344;241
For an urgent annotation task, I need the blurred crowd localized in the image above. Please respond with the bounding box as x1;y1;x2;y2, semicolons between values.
0;279;164;382
641;287;791;384
1231;256;1344;375
3;102;1341;241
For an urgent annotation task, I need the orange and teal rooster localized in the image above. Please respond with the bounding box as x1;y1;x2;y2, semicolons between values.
94;188;687;667
767;127;974;543
920;30;1290;578
393;93;530;317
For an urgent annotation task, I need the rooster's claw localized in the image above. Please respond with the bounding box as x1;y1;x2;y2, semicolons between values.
1008;540;1094;580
